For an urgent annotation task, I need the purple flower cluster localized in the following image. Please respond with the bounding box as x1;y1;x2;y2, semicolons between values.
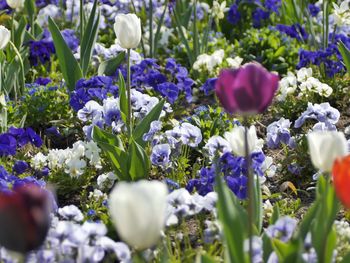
0;127;42;157
186;166;216;196
28;30;55;67
187;151;265;199
227;3;241;25
200;78;217;95
266;118;295;149
297;34;350;77
35;0;58;8
227;0;281;28
265;216;298;242
276;24;308;42
308;3;320;17
129;58;194;104
61;29;79;52
69;76;118;111
0;165;45;194
294;102;340;130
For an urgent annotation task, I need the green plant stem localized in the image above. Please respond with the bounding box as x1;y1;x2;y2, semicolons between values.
9;41;25;102
127;48;132;135
80;0;84;40
243;116;253;263
11;12;14;44
149;0;153;57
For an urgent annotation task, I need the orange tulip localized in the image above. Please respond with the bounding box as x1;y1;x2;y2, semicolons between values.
333;155;350;209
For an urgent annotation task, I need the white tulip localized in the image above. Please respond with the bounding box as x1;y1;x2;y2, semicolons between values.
224;125;263;157
307;131;348;173
109;180;168;250
0;26;10;50
6;0;24;9
113;14;141;49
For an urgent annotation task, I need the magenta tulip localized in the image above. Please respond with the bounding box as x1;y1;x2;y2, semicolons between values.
0;184;50;253
215;62;279;114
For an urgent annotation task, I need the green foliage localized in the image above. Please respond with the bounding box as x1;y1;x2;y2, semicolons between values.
48;17;82;91
9;84;73;129
234;27;300;74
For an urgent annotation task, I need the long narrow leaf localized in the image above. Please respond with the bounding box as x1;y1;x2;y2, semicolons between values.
80;0;100;76
339;41;350;74
48;17;82;91
133;99;165;147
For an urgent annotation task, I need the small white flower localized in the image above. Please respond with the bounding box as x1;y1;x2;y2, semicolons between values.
31;152;47;169
212;1;228;20
297;67;313;82
226;56;243;69
65;158;86;177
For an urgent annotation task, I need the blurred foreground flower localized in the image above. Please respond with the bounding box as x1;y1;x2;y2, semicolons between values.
109;180;168;250
333;155;350;209
308;131;347;173
215;62;279;114
0;184;50;253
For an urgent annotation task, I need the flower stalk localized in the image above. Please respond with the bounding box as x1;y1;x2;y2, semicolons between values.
243;116;254;263
127;48;132;135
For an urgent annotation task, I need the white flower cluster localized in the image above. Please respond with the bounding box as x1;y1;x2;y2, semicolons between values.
278;67;333;101
193;49;225;72
31;141;101;178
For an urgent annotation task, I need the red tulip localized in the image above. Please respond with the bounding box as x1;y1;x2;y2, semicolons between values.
0;184;50;253
333;155;350;209
215;62;279;114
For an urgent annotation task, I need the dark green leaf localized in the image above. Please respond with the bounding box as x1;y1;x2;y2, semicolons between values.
127;139;150;180
339;41;350;75
133;99;165;147
216;177;248;263
118;71;128;124
80;0;100;76
48;17;82;91
98;52;126;76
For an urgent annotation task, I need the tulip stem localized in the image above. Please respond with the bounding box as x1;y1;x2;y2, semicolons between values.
127;48;132;135
243;116;254;263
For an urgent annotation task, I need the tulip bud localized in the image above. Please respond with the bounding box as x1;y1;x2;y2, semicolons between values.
224;125;263;157
6;0;24;9
215;62;279;114
0;184;51;253
0;26;10;50
307;131;347;173
333;155;350;209
113;14;141;49
109;180;168;250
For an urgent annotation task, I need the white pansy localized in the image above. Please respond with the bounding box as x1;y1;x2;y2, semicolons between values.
333;1;350;26
226;56;243;69
297;67;313;82
212;1;228;20
193;49;225;72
